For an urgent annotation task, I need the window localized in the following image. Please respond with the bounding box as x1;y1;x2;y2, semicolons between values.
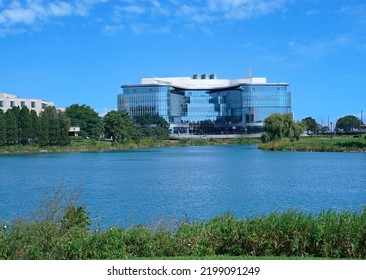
31;102;36;108
10;101;15;107
21;101;25;107
41;103;47;109
0;101;3;108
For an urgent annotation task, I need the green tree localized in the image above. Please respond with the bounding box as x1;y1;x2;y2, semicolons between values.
58;110;71;145
46;107;61;145
103;110;138;142
30;110;41;143
301;117;319;134
39;110;50;146
198;119;215;134
39;106;70;146
262;113;301;143
134;114;169;139
262;113;285;142
0;110;6;146
134;113;154;126
18;106;33;145
65;104;103;139
156;117;170;129
61;206;90;232
335;115;361;133
5;109;18;145
10;106;21;121
283;114;302;140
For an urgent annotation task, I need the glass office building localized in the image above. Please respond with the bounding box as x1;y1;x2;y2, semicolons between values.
118;75;291;135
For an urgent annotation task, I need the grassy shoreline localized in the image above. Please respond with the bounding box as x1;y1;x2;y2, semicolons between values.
2;206;366;260
258;136;366;152
2;135;366;154
0;137;261;155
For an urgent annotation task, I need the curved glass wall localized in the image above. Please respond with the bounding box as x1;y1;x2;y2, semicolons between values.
118;85;170;121
240;85;291;125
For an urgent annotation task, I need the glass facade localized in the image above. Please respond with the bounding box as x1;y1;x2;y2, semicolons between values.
118;81;291;134
118;85;170;120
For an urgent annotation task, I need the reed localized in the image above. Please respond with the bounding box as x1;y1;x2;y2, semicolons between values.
2;205;366;259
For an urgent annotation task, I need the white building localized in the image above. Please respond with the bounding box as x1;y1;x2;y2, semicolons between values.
0;93;54;115
119;73;291;135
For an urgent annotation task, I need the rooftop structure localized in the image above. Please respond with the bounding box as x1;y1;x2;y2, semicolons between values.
139;75;269;89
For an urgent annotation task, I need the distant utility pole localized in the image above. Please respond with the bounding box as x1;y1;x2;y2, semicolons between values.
361;110;364;136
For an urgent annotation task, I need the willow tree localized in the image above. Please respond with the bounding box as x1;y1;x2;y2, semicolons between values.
261;113;301;143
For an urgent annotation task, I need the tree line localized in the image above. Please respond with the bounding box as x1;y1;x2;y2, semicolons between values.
66;104;169;143
300;115;363;134
0;104;170;147
261;113;364;143
0;106;70;146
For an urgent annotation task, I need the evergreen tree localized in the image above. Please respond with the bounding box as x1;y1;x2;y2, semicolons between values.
58;110;71;146
10;106;20;121
5;109;18;145
30;110;41;143
40;110;50;146
18;106;33;145
0;110;6;146
45;107;61;145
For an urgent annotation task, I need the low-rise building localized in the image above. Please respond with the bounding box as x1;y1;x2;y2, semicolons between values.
0;93;54;115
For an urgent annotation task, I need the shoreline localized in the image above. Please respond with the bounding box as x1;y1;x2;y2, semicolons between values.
0;137;261;155
2;136;366;155
258;136;366;153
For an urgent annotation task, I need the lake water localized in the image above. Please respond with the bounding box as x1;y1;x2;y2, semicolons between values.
1;145;366;229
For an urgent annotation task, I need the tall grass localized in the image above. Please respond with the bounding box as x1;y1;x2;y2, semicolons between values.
1;198;366;259
258;136;366;152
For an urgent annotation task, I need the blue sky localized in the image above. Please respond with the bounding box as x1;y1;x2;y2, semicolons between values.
1;0;365;124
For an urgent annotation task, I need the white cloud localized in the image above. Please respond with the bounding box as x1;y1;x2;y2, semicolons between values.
207;0;292;20
121;5;146;15
49;2;73;17
0;0;295;36
102;24;124;36
304;9;319;16
0;0;106;28
338;4;366;25
74;0;109;16
115;0;293;27
177;4;211;23
288;33;354;60
0;27;26;37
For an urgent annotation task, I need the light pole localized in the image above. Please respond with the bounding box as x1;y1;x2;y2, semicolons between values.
330;122;333;138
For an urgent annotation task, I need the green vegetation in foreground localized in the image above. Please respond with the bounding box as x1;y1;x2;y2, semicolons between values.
0;137;260;154
258;136;366;152
1;191;366;260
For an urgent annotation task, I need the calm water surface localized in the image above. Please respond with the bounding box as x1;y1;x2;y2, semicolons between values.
1;145;366;228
